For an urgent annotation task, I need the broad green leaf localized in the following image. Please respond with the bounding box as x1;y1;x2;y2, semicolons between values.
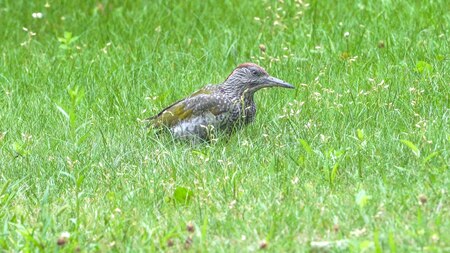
173;187;193;204
76;175;85;187
330;163;339;185
388;231;397;253
414;61;433;74
374;230;382;253
12;142;29;157
299;139;312;154
356;129;364;141
423;151;440;164
400;139;420;157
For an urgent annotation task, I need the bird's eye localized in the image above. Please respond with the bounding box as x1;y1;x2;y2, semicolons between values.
251;69;258;76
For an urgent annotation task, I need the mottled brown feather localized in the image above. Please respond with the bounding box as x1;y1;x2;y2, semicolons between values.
148;87;223;127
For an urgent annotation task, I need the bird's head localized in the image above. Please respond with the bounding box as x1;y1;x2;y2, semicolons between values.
224;63;294;95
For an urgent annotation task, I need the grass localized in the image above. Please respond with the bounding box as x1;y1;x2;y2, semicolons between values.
0;0;449;251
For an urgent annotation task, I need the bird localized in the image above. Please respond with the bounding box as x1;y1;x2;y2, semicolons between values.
147;63;294;141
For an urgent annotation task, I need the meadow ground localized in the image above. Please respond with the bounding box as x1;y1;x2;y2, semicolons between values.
0;0;449;252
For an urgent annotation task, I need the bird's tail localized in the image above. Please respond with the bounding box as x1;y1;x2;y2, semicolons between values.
144;115;158;129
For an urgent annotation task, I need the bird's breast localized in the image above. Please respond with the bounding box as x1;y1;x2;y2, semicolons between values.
171;111;231;139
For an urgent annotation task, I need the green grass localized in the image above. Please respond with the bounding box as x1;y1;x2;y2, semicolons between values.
1;0;449;251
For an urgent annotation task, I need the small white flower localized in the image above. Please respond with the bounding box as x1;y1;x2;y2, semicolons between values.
60;231;70;239
32;12;43;19
344;32;350;38
228;200;237;209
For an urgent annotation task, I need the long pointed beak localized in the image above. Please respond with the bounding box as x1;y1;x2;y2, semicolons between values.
262;76;295;89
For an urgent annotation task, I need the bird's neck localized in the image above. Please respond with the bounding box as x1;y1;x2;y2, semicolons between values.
240;88;255;105
220;82;257;124
222;81;254;101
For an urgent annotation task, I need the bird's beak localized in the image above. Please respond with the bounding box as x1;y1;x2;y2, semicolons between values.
261;76;295;89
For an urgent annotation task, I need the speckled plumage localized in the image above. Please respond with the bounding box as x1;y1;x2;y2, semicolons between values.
147;63;294;140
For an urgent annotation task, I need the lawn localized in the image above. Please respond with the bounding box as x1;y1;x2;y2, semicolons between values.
0;0;449;251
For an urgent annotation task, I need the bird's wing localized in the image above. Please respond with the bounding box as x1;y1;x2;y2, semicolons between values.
148;89;227;128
